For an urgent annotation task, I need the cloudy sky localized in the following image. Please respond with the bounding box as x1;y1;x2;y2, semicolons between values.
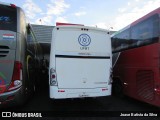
1;0;160;30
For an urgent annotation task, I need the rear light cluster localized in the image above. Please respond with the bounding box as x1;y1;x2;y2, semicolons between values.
50;68;57;86
102;88;108;91
58;90;65;92
7;61;22;92
108;67;113;85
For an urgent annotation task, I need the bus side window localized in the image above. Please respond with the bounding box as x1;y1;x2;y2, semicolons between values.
152;14;159;41
112;29;130;52
131;14;159;46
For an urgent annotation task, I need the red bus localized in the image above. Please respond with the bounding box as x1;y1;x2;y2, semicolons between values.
111;7;160;107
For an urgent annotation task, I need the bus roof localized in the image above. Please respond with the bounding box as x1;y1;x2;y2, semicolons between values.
131;7;160;26
55;25;109;33
56;22;84;26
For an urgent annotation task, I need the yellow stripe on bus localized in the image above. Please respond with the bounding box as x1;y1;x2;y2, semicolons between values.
26;55;32;79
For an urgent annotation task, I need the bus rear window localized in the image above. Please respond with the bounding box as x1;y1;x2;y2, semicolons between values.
0;5;17;31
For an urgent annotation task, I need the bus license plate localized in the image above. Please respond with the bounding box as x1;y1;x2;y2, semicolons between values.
79;94;89;97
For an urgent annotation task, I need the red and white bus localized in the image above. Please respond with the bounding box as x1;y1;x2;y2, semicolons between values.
111;7;160;107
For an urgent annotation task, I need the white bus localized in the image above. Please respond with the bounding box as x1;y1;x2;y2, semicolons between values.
49;25;112;99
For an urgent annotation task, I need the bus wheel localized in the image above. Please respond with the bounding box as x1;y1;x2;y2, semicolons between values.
112;79;124;97
27;62;36;98
29;70;36;95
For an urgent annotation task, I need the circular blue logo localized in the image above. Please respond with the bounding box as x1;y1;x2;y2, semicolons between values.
78;34;91;46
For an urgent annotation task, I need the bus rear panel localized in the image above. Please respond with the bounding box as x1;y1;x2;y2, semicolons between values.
49;26;112;99
0;2;43;107
0;3;22;105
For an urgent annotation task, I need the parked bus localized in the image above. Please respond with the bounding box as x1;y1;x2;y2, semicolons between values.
49;25;112;99
0;2;43;107
111;7;160;107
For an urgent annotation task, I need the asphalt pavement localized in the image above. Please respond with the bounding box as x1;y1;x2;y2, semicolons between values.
1;78;160;120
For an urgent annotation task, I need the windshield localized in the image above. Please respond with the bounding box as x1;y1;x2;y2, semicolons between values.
0;5;17;32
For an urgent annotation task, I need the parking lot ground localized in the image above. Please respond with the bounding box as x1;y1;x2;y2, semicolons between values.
1;80;159;120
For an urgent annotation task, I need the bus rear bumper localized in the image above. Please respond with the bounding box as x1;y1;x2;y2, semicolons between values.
0;87;22;107
50;86;111;99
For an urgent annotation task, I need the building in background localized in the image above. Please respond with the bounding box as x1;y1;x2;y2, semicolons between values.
31;24;54;62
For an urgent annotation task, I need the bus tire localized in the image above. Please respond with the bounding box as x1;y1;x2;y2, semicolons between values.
112;78;124;97
28;65;36;96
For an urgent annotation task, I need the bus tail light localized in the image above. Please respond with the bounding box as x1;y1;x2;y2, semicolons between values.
102;88;108;91
50;68;57;86
58;90;65;92
7;61;22;92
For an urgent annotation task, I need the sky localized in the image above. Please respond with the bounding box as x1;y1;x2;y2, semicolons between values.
0;0;160;31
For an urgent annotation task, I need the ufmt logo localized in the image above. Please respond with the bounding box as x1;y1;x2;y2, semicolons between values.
2;112;11;117
78;34;91;50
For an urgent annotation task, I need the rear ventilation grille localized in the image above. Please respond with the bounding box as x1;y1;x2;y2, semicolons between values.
0;45;9;57
136;70;154;101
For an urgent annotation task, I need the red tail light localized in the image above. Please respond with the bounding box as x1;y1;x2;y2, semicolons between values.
7;61;22;92
50;68;57;86
58;90;65;92
51;74;56;79
12;61;22;80
102;88;108;91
